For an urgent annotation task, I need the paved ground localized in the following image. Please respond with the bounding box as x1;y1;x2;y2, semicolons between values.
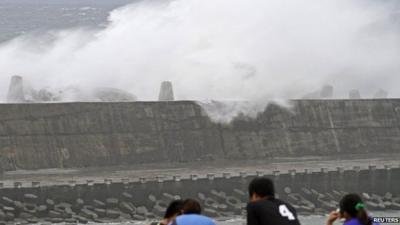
1;153;399;188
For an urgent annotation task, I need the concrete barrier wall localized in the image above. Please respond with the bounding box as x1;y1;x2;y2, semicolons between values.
223;99;400;157
1;99;400;169
0;101;223;170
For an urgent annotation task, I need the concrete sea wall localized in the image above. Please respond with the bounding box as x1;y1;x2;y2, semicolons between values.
0;165;398;223
0;101;223;170
223;99;400;158
1;99;400;170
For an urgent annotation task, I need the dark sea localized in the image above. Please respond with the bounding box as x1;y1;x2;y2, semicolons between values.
0;0;137;42
1;0;398;43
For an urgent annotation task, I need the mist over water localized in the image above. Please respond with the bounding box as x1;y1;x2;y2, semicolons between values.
0;0;399;104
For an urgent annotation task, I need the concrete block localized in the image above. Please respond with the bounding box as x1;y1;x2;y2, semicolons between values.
369;165;377;171
223;173;231;179
256;171;264;177
158;81;174;101
104;179;112;185
31;181;40;188
156;176;164;183
207;173;215;180
68;180;76;187
373;89;388;98
7;75;25;103
173;175;181;182
190;174;198;181
93;199;106;208
348;89;361;99
106;209;120;219
14;182;22;188
121;178;129;184
106;198;119;208
320;85;333;98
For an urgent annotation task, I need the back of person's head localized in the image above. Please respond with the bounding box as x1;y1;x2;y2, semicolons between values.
248;177;275;198
164;200;184;219
339;193;372;225
182;198;202;214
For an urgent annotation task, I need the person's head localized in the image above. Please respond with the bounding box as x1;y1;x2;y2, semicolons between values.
339;193;372;225
182;198;202;214
164;200;184;220
248;177;275;202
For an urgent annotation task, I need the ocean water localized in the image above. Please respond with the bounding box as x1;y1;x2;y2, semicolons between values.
1;0;399;43
0;0;137;42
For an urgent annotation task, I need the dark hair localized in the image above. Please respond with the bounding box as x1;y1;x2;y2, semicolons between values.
164;200;184;219
182;199;202;214
248;177;275;198
339;193;372;225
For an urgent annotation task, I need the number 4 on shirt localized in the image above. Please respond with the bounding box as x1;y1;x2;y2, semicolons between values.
279;205;295;220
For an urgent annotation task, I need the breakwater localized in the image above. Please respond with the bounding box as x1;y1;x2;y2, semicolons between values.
0;165;399;224
1;99;400;170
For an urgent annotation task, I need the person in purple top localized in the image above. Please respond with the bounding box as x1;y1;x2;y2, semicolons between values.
326;193;380;225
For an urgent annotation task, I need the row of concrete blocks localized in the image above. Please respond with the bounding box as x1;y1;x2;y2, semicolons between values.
283;188;400;214
0;187;254;223
1;164;398;189
0;186;398;224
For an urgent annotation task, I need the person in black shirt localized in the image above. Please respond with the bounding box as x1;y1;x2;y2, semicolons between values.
247;177;301;225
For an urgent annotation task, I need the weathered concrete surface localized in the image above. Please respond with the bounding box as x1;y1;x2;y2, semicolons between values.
223;99;400;158
0;101;222;170
1;99;400;170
